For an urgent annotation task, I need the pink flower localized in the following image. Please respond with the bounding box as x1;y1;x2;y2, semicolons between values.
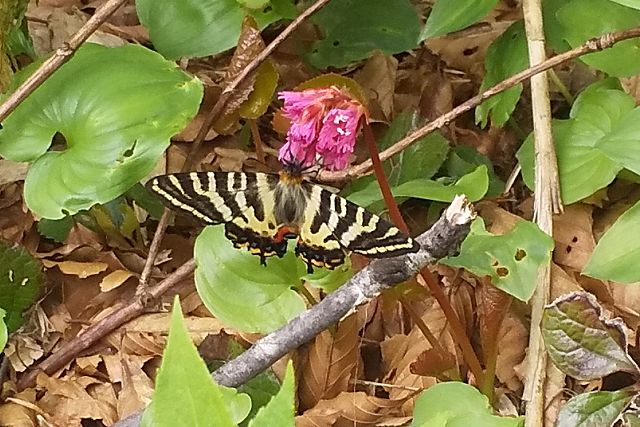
278;87;364;171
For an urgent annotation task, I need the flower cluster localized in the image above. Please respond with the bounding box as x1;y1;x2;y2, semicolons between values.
278;86;365;171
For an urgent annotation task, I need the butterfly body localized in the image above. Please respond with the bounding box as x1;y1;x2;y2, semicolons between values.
147;166;419;273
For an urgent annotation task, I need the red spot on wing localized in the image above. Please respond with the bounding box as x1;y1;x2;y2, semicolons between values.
274;226;299;243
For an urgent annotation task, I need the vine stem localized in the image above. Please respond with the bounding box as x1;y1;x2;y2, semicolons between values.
361;124;484;384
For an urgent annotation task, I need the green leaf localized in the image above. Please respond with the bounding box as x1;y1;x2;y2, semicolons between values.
542;0;573;53
412;382;524;427
142;297;251;427
475;21;529;128
556;387;638;427
347;165;488;208
442;146;504;197
542;292;639;380
302;260;353;293
136;0;297;59
237;370;281;426
306;0;421;69
248;361;295;427
624;411;640;427
609;0;640;9
37;216;74;243
127;183;166;219
556;0;640;76
194;226;307;333
443;218;554;302
0;241;42;332
517;79;640;204
0;309;7;353
584;200;640;282
420;0;500;40
0;43;203;219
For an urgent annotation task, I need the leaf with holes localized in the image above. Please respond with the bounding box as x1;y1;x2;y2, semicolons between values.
556;387;638;427
476;21;529;128
141;297;251;427
413;382;524;427
0;241;42;332
306;0;421;68
584;199;640;283
443;218;554;301
0;43;203;219
542;292;640;380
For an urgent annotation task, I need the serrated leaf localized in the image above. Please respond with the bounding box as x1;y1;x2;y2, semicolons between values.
248;361;295;427
0;241;42;332
517;79;640;204
142;297;251;427
0;309;7;352
347;165;488;208
306;0;421;69
443;218;554;301
0;43;203;219
542;292;640;380
37;216;74;243
556;0;640;76
412;382;524;427
194;226;307;333
476;21;529;128
136;0;297;59
584;199;640;282
421;0;499;40
556;387;638;427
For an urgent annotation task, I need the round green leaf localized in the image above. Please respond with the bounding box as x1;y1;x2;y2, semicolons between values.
136;0;297;60
584;199;640;282
194;226;307;333
0;241;42;332
556;0;640;76
306;0;421;69
421;0;499;40
0;43;203;219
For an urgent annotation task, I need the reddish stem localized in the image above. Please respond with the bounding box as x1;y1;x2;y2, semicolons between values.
361;124;484;385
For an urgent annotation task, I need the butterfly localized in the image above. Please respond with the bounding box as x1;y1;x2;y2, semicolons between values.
146;161;420;273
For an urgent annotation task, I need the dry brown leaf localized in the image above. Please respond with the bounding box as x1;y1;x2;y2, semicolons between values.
298;313;363;411
5;336;45;373
0;160;29;185
552;204;596;271
117;358;153;418
478;278;512;364
0;389;38;427
99;269;136;292
354;53;398;122
43;260;108;278
297;392;406;427
495;311;527;392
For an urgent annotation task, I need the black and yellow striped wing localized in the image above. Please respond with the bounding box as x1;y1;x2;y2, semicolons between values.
146;172;420;272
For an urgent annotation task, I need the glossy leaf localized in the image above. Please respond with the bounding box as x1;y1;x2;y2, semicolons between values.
0;309;6;353
542;292;639;380
412;382;524;427
584;199;640;282
0;43;203;219
142;297;251;427
347;165;488;208
194;226;307;333
137;0;297;59
421;0;499;40
556;387;638;427
307;0;421;68
476;21;529;128
248;362;295;427
556;0;640;76
0;241;42;332
443;218;554;301
517;80;640;204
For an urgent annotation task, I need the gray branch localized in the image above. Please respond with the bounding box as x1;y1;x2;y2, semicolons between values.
112;196;475;427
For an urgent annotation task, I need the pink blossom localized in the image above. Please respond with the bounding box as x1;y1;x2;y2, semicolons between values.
277;86;364;171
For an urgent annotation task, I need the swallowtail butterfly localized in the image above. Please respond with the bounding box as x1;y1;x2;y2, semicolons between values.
146;163;420;273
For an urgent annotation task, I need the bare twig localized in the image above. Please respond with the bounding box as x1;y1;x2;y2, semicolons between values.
18;259;196;390
318;28;640;183
135;209;171;298
0;0;128;123
522;0;562;425
112;196;475;427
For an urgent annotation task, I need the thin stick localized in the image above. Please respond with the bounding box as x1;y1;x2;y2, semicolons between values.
18;259;196;390
318;28;640;183
182;0;332;171
135;209;171;298
0;0;128;123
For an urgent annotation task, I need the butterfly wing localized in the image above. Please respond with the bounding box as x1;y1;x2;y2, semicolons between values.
296;183;420;272
146;172;288;262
